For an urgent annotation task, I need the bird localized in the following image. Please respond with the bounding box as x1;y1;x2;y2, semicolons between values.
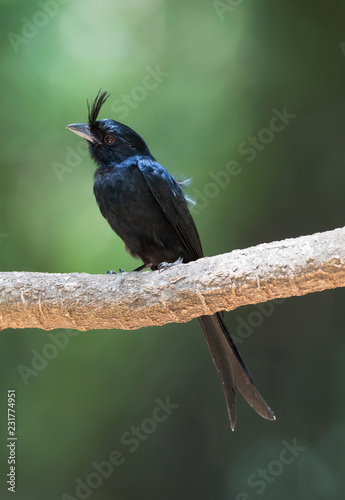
66;90;275;430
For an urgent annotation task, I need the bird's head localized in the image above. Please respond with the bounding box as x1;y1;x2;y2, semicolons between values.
66;90;151;165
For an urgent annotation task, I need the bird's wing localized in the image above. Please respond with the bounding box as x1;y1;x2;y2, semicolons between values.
136;158;203;260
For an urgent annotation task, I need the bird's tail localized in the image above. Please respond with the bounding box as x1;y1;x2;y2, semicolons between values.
198;313;275;430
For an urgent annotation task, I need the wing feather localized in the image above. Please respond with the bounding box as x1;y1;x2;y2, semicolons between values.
136;159;203;261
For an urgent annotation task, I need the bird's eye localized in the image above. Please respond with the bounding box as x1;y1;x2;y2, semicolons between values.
104;135;116;144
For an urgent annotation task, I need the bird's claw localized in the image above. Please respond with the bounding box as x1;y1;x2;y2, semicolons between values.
158;256;183;273
106;269;124;274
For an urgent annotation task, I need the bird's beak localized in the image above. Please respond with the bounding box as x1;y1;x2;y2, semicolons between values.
66;123;98;143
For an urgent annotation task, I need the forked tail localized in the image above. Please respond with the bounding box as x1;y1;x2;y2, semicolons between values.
198;313;276;430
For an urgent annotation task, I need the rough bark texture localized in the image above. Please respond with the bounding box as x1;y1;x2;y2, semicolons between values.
1;227;345;332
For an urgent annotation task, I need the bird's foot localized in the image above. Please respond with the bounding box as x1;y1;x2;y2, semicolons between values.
106;269;124;275
158;256;183;273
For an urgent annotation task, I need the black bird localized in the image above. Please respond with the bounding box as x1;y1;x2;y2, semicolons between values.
66;90;275;429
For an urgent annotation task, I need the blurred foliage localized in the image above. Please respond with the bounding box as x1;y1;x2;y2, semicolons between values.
1;0;345;499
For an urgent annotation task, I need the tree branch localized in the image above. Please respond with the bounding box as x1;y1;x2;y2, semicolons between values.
1;226;345;331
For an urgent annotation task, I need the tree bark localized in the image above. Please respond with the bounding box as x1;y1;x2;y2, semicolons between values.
1;226;345;332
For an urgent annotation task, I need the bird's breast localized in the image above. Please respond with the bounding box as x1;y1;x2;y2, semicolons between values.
93;164;153;221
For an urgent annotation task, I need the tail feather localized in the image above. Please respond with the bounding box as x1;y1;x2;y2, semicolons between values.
198;313;275;430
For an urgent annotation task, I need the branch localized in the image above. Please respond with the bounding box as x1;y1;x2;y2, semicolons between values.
1;226;345;331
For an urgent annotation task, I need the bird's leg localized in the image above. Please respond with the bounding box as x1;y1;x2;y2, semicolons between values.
132;263;151;272
158;256;183;273
106;269;124;275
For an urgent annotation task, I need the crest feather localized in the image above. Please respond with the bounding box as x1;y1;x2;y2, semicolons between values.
88;90;110;128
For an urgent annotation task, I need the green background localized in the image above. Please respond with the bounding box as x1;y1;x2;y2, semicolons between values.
1;1;345;499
